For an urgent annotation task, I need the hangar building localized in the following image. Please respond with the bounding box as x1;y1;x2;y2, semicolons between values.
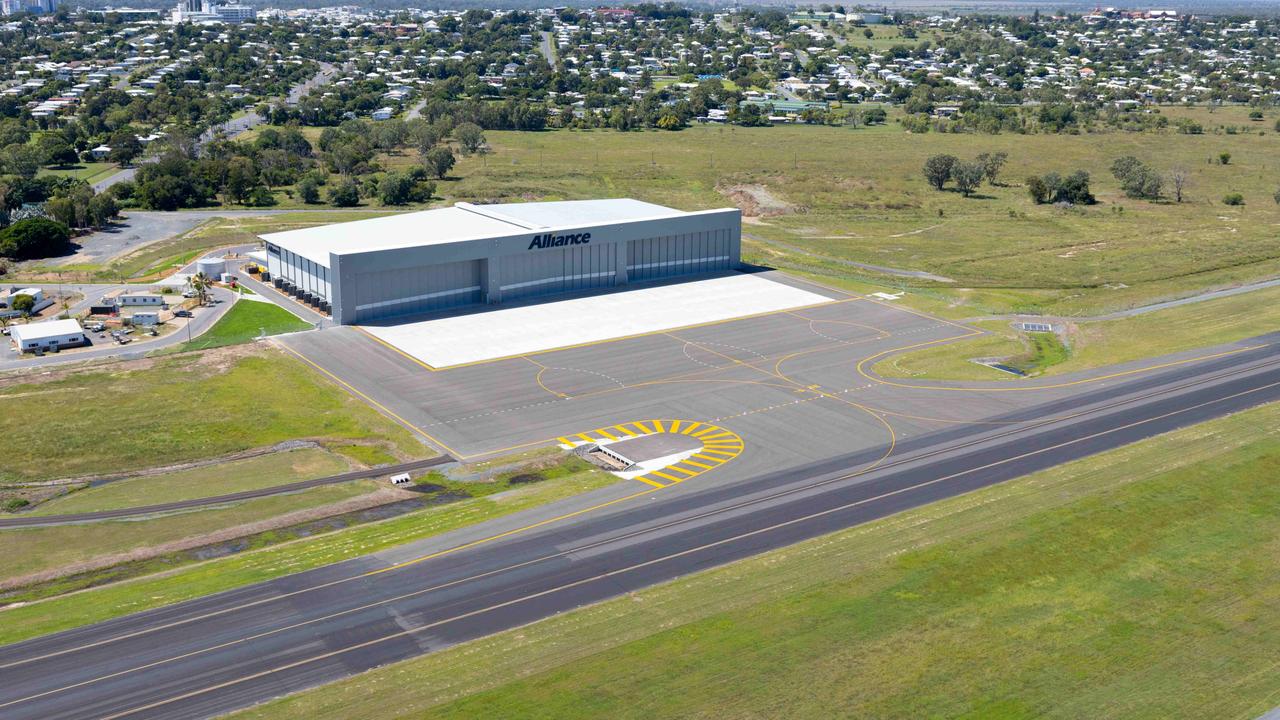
260;199;741;325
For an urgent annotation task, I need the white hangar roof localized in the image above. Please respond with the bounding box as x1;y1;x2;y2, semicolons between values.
260;199;686;268
10;318;83;343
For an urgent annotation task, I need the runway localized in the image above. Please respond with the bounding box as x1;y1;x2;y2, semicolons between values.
3;338;1279;720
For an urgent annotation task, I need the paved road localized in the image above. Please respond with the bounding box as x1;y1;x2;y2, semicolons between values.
538;30;556;64
0;455;453;529
2;338;1279;719
285;62;335;106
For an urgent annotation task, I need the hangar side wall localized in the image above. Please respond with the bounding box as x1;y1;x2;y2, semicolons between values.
265;244;332;305
348;259;482;323
330;209;741;324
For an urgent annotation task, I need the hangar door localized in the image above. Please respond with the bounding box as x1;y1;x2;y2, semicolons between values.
499;242;617;302
351;258;482;323
627;229;733;282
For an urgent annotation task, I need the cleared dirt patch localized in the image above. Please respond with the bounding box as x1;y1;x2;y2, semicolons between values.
718;183;797;218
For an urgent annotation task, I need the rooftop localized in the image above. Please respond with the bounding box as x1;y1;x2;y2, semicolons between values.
10;319;82;342
260;199;685;268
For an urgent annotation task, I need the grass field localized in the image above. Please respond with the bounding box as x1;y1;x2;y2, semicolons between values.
1;481;379;586
233;399;1280;720
38;162;119;185
879;281;1280;381
0;347;428;483
177;299;312;351
428;107;1280;315
27;448;352;516
0;457;618;645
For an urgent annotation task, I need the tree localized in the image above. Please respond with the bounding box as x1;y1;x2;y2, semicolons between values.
1168;168;1189;203
1218;151;1231;165
951;161;986;197
379;172;413;206
1053;171;1095;205
1223;192;1244;206
38;136;78;168
87;194;118;227
107;132;143;165
328;179;360;207
297;177;321;204
10;293;34;316
1110;156;1162;200
1027;175;1050;204
224;157;257;204
0;218;72;260
454;122;486;155
187;271;211;306
422;147;456;180
976;151;1008;185
922;154;958;191
45;197;78;228
656;112;685;130
1;144;41;179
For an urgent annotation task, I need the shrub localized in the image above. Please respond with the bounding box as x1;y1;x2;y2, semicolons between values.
1027;175;1050;204
328;179;360;208
1223;193;1245;206
297;177;321;204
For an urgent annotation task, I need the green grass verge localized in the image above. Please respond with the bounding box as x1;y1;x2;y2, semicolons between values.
0;348;428;483
0;459;618;645
177;299;312;352
330;444;398;467
26;448;351;516
879;282;1280;381
231;400;1280;720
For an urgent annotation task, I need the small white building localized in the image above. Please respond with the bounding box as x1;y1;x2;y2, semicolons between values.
10;319;87;353
2;287;43;307
371;107;395;121
130;311;161;326
117;293;165;306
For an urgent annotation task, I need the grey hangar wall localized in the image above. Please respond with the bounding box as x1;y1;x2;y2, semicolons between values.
268;208;741;325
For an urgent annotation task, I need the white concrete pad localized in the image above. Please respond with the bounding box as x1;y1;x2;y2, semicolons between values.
361;273;833;368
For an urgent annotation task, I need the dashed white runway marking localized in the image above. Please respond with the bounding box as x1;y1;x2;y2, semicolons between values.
681;342;725;370
543;365;627;391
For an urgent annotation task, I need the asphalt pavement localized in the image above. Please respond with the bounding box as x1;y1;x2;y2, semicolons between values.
2;337;1279;719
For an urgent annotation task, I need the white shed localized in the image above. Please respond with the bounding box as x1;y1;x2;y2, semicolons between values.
9;319;87;353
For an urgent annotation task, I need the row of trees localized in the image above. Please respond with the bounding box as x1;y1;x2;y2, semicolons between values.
922;152;1007;196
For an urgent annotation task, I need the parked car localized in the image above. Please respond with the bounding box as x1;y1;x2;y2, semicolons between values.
173;310;191;318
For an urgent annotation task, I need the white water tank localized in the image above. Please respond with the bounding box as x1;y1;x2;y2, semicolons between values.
195;257;225;277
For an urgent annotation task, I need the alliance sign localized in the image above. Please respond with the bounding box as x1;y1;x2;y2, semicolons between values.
528;231;592;250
